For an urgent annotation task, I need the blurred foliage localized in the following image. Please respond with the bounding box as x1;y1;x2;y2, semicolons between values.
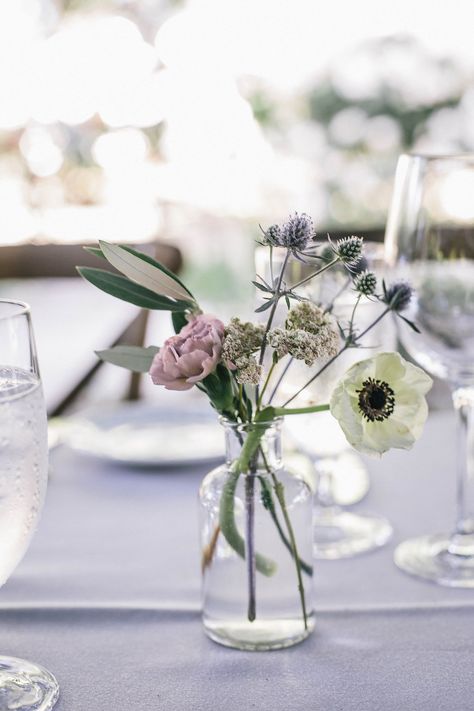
308;84;461;147
248;90;277;128
184;261;250;310
244;36;472;229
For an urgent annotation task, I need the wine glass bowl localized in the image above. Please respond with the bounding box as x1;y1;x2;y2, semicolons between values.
0;299;59;709
385;154;474;586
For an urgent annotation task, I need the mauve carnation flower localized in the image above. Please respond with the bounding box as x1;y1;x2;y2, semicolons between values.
149;315;225;391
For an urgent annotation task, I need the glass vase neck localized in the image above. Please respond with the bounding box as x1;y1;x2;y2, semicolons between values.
220;418;283;473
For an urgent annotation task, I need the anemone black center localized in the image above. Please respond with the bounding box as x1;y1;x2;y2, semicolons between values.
357;378;395;423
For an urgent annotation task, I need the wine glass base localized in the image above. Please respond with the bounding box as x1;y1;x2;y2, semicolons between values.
0;657;59;710
394;533;474;587
315;451;370;506
313;510;393;559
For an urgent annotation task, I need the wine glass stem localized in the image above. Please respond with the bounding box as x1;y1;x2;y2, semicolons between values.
314;460;337;509
451;386;474;552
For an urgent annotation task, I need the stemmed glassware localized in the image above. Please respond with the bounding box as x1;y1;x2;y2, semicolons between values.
0;300;59;709
385;153;474;586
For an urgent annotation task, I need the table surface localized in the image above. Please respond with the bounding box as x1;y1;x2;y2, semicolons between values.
2;410;474;711
0;279;137;413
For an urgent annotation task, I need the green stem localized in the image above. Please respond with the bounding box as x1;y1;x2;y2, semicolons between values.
245;460;257;621
349;293;362;335
268;356;293;404
282;348;348;407
257;360;277;411
258;472;313;576
289;257;340;291
258;251;290;367
270;404;330;416
218;426;276;577
237;383;247;422
323;276;351;314
258;447;311;627
356;306;391;341
273;477;309;631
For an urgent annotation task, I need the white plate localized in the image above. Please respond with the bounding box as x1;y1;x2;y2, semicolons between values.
54;402;224;468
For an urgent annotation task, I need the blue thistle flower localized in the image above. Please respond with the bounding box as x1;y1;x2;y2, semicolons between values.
384;282;413;312
262;224;282;247
279;212;314;251
350;256;369;276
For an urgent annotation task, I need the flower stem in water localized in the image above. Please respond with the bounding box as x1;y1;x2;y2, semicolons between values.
258;473;313;576
245;465;257;621
273;478;309;630
201;525;220;573
218;427;277;577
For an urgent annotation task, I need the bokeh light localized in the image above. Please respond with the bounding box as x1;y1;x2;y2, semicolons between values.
0;0;474;253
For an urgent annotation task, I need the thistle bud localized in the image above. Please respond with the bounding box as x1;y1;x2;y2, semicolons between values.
354;270;377;296
334;236;364;266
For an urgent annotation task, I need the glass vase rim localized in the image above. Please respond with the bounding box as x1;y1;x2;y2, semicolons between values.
0;299;30;322
218;415;284;429
400;152;474;164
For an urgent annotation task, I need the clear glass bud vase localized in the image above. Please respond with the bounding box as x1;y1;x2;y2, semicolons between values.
199;418;315;651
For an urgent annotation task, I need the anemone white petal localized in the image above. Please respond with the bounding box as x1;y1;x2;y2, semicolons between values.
329;352;432;456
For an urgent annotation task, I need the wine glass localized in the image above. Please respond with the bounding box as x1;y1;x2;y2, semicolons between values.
0;300;59;709
385;153;474;586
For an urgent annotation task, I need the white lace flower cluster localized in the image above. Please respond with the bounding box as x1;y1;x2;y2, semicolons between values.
222;318;265;385
268;302;339;366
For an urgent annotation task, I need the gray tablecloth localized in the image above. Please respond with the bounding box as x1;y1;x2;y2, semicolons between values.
0;279;137;413
2;411;474;710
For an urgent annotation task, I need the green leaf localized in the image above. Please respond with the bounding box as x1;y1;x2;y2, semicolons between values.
85;243;194;300
99;241;194;303
77;267;190;311
201;364;235;414
398;314;421;333
96;345;159;372
255;297;276;313
121;245;193;299
171;311;188;333
252;280;272;293
83;246;105;259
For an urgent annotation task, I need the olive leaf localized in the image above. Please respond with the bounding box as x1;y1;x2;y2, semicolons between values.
77;267;189;311
96;345;160;372
99;241;194;304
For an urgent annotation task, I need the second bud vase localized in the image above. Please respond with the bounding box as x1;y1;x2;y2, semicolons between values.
199;418;314;651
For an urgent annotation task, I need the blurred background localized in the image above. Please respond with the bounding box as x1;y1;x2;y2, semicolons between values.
1;0;472;412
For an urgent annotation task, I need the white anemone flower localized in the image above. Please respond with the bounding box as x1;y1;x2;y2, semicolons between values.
330;352;432;457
